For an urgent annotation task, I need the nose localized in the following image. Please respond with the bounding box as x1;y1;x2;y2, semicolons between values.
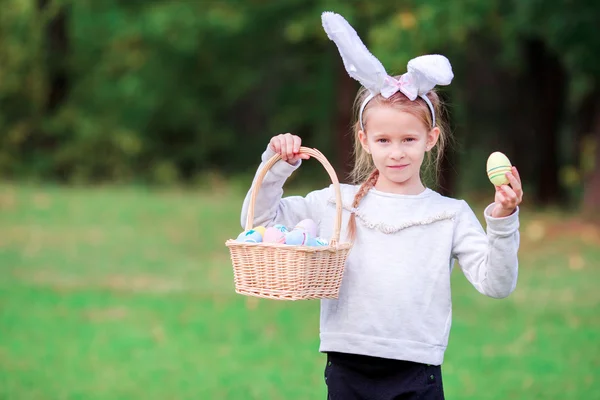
390;145;404;160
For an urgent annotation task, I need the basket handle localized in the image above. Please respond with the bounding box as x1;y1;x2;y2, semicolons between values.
245;146;344;246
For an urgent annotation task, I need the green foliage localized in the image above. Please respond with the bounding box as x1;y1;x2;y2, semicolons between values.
0;0;598;189
0;0;44;177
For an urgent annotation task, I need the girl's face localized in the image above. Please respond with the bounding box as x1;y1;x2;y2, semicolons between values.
359;106;440;195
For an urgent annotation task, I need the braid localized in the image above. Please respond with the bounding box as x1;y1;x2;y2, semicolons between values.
346;169;379;242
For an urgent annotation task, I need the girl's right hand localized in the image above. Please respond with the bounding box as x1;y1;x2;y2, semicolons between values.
269;133;310;165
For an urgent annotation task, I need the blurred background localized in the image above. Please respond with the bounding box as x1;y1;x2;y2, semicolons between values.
0;0;599;399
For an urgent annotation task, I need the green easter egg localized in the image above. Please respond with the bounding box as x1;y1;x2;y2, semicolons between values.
486;152;512;186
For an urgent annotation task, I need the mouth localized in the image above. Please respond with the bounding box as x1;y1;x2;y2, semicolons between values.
388;164;409;169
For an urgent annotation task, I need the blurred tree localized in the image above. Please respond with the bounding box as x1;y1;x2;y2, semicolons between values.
0;0;46;178
508;0;600;206
523;38;567;205
362;0;600;204
36;0;70;181
582;96;600;214
39;0;69;112
0;0;598;210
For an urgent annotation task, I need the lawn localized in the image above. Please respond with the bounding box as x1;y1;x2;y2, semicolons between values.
0;183;598;399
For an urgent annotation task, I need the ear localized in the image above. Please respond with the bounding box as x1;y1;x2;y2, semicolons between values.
426;127;440;152
358;130;370;154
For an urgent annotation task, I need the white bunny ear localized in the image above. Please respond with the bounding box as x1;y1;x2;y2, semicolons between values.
321;12;388;95
406;54;454;96
321;13;454;130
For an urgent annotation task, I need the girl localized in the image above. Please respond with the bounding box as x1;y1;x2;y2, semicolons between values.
239;12;523;400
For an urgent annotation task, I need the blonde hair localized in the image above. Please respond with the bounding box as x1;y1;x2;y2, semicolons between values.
346;80;451;241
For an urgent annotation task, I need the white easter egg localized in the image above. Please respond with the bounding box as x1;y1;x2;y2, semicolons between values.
294;219;318;237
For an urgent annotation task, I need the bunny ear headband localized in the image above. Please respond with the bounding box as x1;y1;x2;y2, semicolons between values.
321;11;454;130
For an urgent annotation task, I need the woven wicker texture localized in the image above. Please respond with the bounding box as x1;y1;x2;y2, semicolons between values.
226;147;353;300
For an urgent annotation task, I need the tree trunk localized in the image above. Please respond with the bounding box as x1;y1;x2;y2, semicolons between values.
461;34;528;195
334;61;356;183
34;0;70;180
583;98;600;215
525;39;567;205
39;0;69;112
573;89;598;170
437;91;456;197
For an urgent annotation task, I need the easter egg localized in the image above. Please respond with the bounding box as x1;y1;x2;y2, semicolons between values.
273;224;289;233
285;230;307;246
314;237;329;246
306;236;328;247
253;226;266;238
236;229;263;243
486;152;512;186
263;226;286;243
294;219;318;237
236;231;247;242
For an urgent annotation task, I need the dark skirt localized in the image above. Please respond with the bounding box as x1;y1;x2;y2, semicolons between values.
324;352;445;400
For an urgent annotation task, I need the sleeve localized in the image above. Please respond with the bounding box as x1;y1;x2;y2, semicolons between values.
451;200;520;299
239;145;330;230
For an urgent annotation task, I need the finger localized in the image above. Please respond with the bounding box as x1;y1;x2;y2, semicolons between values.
499;193;514;209
506;174;523;201
500;184;518;201
278;136;287;160
299;153;310;160
507;171;522;191
496;190;507;204
271;137;281;154
293;135;301;154
510;167;524;201
512;166;521;183
285;135;295;159
500;186;518;206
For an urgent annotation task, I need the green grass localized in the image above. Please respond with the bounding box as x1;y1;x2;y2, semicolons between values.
0;183;598;399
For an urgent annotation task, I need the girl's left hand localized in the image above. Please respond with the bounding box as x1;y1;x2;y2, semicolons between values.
491;166;523;218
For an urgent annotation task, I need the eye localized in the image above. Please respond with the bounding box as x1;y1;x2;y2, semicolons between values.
404;138;416;143
377;138;389;143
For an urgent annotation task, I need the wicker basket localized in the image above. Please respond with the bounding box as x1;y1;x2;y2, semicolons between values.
225;147;353;300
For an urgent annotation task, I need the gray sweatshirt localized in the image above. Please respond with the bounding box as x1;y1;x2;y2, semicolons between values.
241;146;520;366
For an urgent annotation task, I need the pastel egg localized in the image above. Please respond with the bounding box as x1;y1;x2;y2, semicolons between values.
306;237;328;247
263;227;286;243
236;231;247;242
273;224;289;233
306;235;329;247
253;226;266;237
314;237;329;246
285;230;307;246
294;219;318;237
236;229;262;243
486;152;512;186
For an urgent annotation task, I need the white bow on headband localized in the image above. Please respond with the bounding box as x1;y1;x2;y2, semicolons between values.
321;11;454;129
